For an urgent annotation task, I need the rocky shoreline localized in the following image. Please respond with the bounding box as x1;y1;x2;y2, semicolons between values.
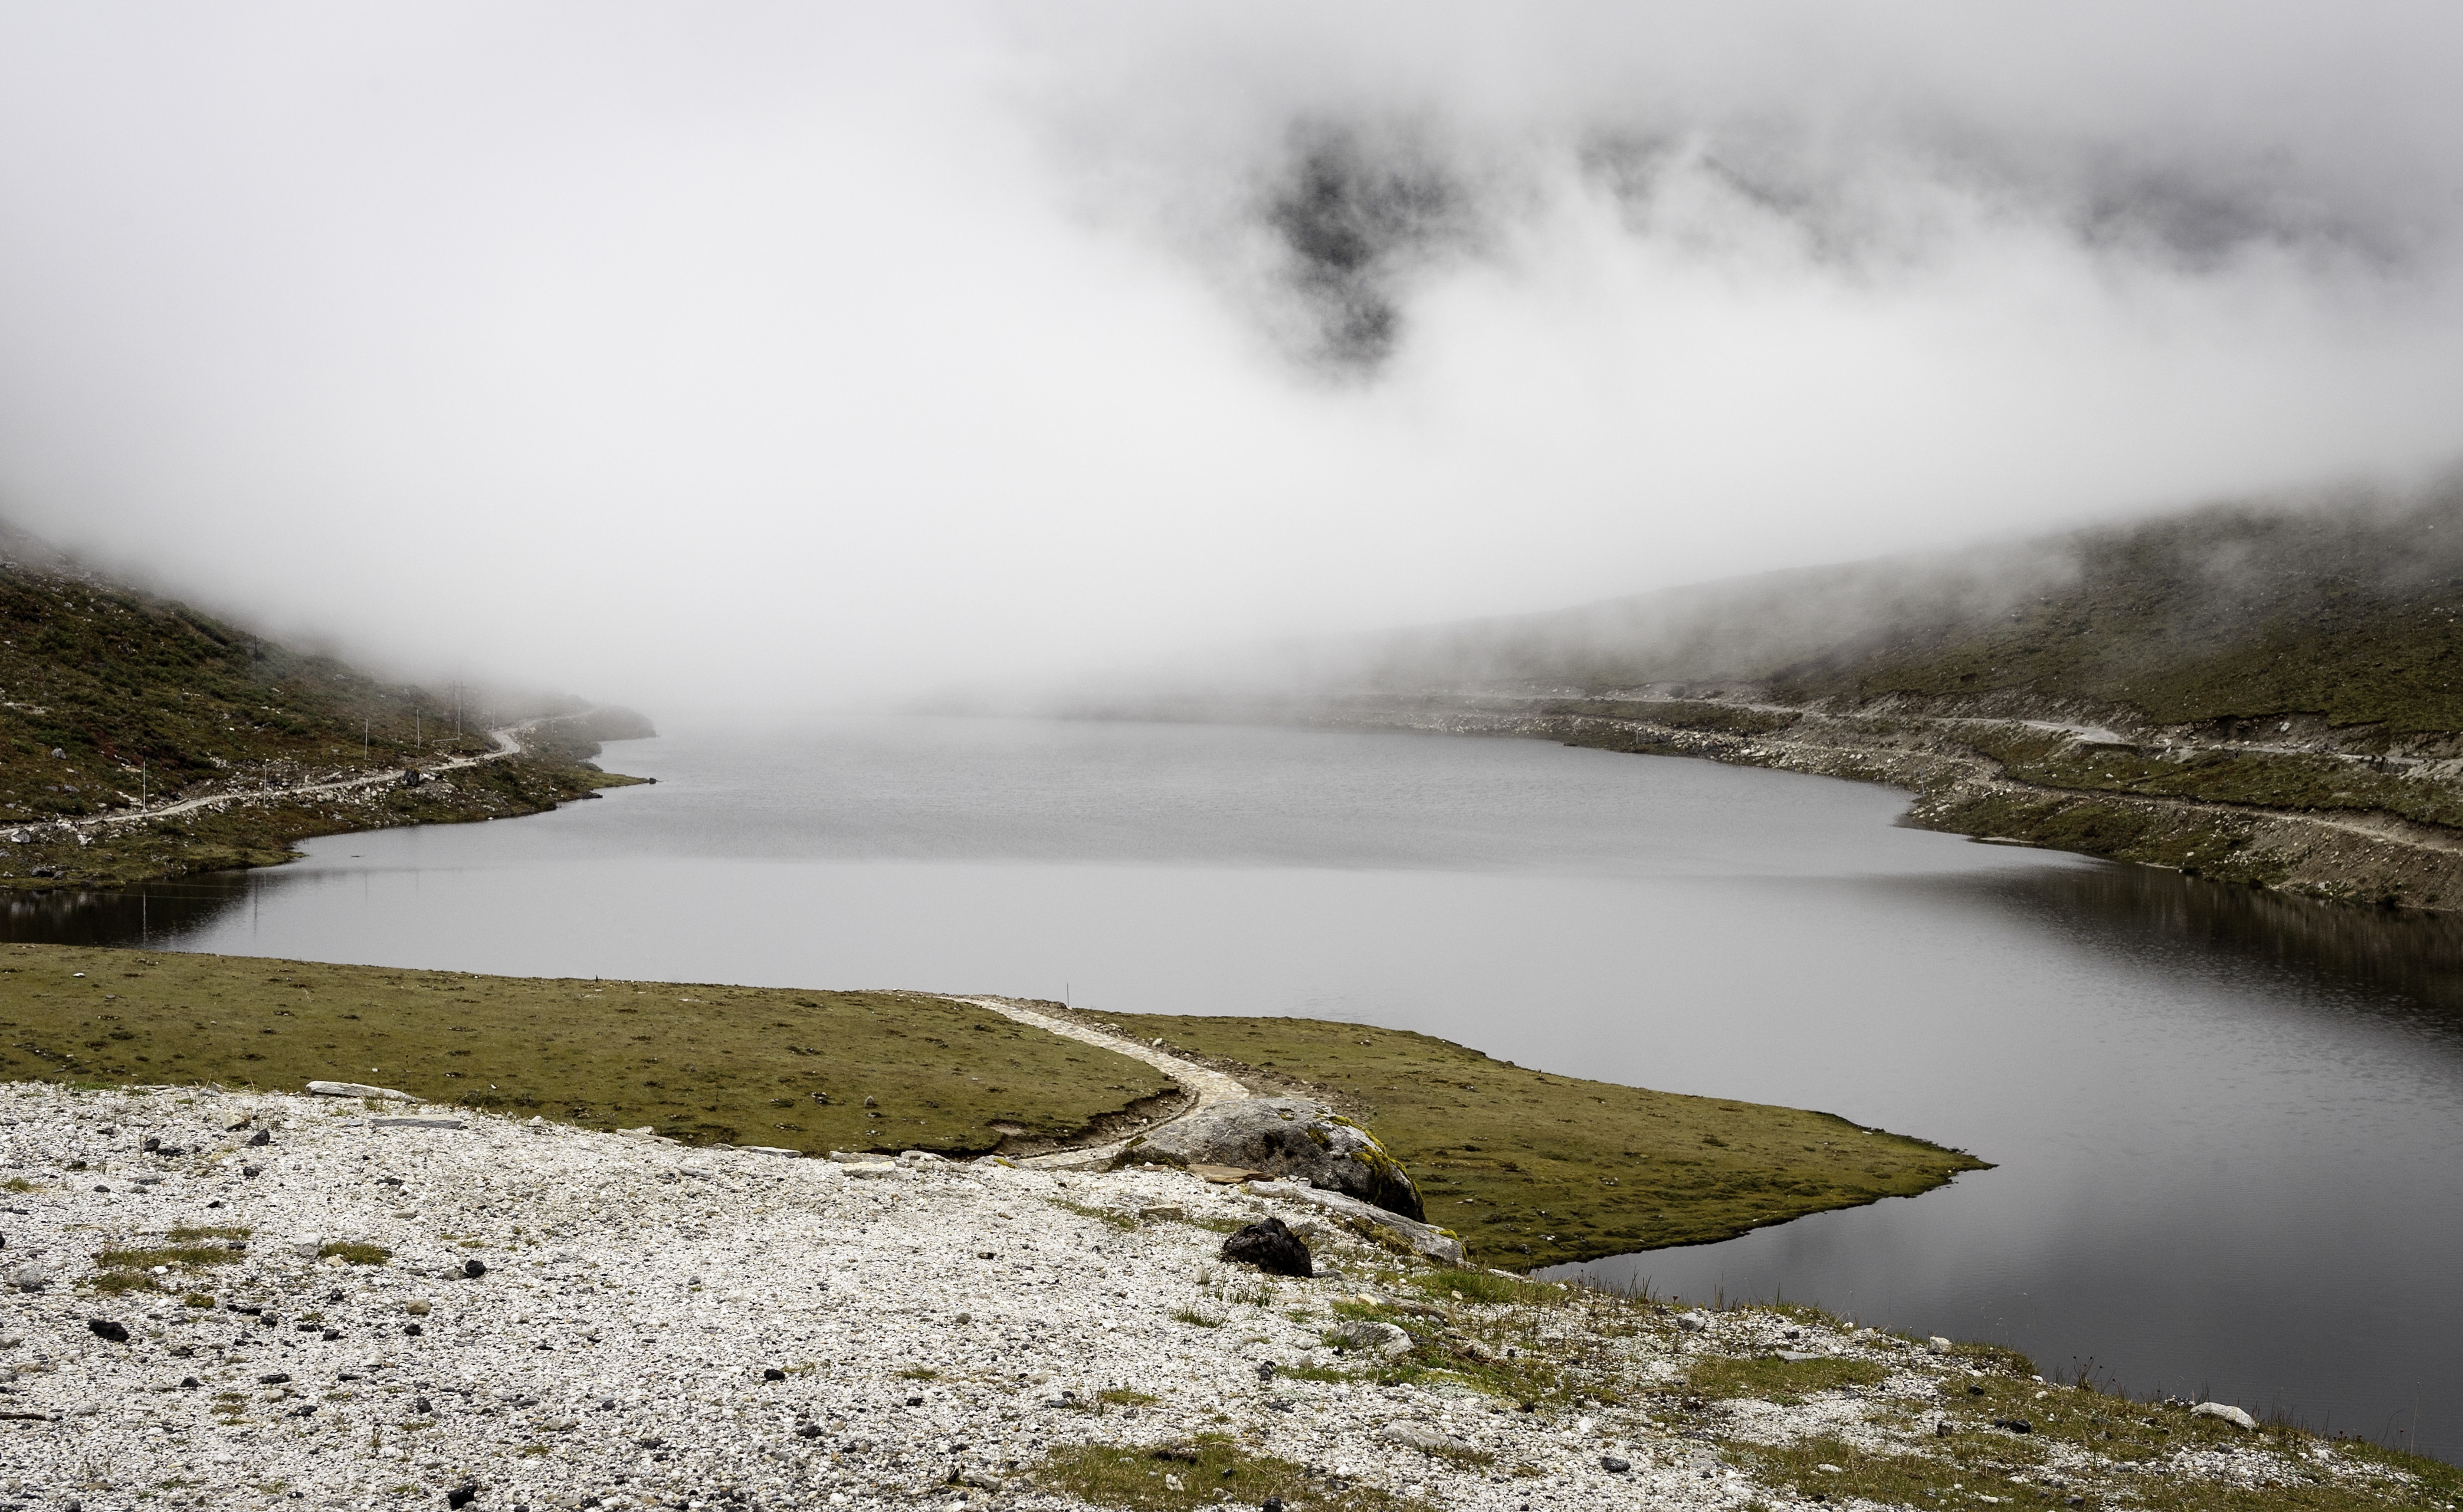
2;1083;2445;1511
1306;694;2463;915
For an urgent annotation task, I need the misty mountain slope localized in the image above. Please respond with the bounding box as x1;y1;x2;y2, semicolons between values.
0;526;643;890
1354;485;2463;735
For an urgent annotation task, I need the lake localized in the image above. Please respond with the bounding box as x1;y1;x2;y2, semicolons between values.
11;715;2461;1459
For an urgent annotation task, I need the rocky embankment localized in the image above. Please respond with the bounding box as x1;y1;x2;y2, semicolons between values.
1;1084;2440;1512
1316;693;2463;913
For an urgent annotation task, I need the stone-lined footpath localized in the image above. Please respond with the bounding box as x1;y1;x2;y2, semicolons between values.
0;1085;2445;1512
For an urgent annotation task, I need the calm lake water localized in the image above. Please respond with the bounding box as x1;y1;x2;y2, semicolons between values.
12;716;2463;1459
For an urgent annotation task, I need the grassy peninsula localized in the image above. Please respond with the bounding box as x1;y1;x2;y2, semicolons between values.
0;944;1176;1155
1070;1008;1986;1271
0;944;1983;1267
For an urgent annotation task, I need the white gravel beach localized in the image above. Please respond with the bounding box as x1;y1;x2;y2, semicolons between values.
0;1084;2417;1512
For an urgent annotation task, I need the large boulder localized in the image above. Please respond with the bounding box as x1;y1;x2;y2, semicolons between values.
1127;1097;1424;1221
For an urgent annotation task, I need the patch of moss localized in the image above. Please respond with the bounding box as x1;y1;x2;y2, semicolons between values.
1090;1011;1987;1270
1685;1354;1887;1404
0;943;1177;1157
317;1241;391;1267
1033;1436;1422;1512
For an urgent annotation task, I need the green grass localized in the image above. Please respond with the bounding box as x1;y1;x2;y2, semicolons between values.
1685;1354;1887;1403
1033;1436;1422;1512
0;943;1178;1155
93;1245;243;1270
1087;1011;1988;1270
318;1241;391;1267
1096;1388;1158;1406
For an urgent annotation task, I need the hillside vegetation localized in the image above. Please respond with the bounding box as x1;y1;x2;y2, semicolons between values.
1345;483;2463;736
0;524;644;888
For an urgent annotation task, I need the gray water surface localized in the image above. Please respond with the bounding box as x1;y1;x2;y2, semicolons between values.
14;716;2461;1458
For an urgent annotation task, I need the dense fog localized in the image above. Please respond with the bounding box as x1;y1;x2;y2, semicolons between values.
1;4;2459;710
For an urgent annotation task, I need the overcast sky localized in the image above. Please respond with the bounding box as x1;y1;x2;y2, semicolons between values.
1;3;2459;712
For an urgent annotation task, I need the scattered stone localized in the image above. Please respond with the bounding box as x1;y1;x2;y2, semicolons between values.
1328;1320;1412;1357
86;1319;129;1343
1927;1336;1953;1354
1677;1310;1712;1333
739;1146;802;1159
462;1259;488;1280
259;1372;292;1385
1220;1217;1313;1277
306;1080;417;1101
372;1118;466;1130
1187;1164;1261;1185
1245;1181;1464;1265
1602;1457;1632;1473
1992;1417;2034;1434
2192;1402;2259;1431
248;1129;273;1147
762;1367;786;1381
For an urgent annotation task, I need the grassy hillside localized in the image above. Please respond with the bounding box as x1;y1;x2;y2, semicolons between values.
1337;483;2463;738
1766;494;2463;732
1093;1010;1986;1271
0;526;641;888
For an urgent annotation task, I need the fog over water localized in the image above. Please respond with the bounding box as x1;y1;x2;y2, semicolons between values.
2;5;2461;710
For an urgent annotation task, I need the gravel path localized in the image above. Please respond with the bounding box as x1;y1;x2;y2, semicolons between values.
946;999;1249;1171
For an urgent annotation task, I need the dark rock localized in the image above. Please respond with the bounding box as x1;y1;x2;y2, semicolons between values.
288;1403;317;1417
413;1396;434;1415
762;1367;786;1382
1992;1418;2034;1434
241;1165;262;1179
1601;1457;1632;1473
1220;1217;1313;1278
1255;1361;1277;1381
180;1376;200;1388
905;1395;924;1408
446;1486;480;1509
168;1344;194;1359
92;1185;110;1194
1261;1500;1285;1512
404;1323;424;1337
86;1319;129;1343
1131;1097;1423;1220
462;1259;487;1280
248;1130;272;1147
142;1137;160;1153
795;1423;825;1439
260;1373;293;1385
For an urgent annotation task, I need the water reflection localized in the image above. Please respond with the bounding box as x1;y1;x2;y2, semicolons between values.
1969;863;2463;1037
0;873;255;950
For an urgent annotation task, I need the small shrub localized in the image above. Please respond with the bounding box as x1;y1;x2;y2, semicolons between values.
1097;1388;1157;1406
1170;1307;1225;1329
318;1241;391;1267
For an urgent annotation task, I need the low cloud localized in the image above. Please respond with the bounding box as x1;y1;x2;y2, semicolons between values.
0;5;2454;713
